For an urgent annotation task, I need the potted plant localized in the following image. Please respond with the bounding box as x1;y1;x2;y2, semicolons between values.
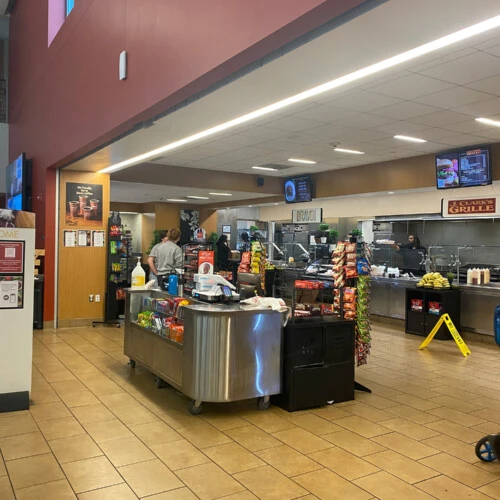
350;228;363;242
328;228;338;243
318;223;329;243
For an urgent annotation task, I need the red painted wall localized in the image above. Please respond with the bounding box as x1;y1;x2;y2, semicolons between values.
9;0;368;321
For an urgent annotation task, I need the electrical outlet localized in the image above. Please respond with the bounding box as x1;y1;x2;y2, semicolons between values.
95;295;100;302
89;294;94;302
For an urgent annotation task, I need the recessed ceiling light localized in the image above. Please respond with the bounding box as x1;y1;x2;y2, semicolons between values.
476;117;500;127
209;192;232;196
186;195;210;200
99;16;500;174
252;166;278;171
274;203;279;205
388;191;395;195
248;205;253;208
394;135;427;143
288;158;316;164
166;198;187;202
333;148;365;155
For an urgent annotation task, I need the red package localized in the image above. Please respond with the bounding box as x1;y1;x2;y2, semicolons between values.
345;267;358;278
428;301;441;315
411;299;423;312
344;302;356;311
321;304;334;315
344;310;356;320
345;243;356;253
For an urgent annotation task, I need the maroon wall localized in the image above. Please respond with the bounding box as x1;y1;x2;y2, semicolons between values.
9;0;369;321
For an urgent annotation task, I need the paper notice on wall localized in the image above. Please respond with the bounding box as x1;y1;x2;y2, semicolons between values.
64;230;77;247
0;241;24;274
78;230;91;247
0;277;23;309
92;230;105;247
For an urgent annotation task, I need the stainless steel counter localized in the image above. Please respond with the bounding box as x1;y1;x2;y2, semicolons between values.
371;277;419;319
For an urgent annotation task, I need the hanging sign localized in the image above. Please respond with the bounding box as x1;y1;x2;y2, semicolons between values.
292;208;323;224
193;227;206;242
442;196;499;218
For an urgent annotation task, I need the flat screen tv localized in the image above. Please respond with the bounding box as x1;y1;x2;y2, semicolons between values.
284;175;313;203
436;145;491;189
5;153;32;211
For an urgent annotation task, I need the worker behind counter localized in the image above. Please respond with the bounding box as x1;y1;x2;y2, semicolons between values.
148;228;183;288
392;234;427;274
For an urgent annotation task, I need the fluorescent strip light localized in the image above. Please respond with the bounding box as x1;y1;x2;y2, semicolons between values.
333;148;365;155
288;158;317;164
99;15;500;174
394;135;427;143
252;166;278;171
186;195;210;199
209;192;233;196
166;198;187;202
476;117;500;127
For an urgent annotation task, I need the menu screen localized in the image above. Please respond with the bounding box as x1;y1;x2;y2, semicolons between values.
284;176;313;203
436;146;491;189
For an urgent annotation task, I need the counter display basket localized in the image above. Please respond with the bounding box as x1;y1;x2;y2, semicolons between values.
124;289;284;414
183;243;214;295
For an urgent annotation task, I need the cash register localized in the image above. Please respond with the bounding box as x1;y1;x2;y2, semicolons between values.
191;274;240;303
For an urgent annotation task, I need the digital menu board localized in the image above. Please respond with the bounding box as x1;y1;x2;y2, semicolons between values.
436;146;491;189
284;176;313;203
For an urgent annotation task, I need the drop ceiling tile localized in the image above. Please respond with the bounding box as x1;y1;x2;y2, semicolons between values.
483;43;500;58
409;110;472;127
414;86;493;108
415;127;465;141
452;97;500;116
408;48;477;73
331;129;388;143
289;104;357;123
331;113;394;129
370;74;455;100
466;75;500;97
437;134;489;147
265;116;324;132
305;123;362;139
419;52;500;85
371;121;430;135
440;119;494;134
237;126;291;140
356;70;413;91
321;90;401;112
468;126;500;140
372;101;440;120
474;35;500;51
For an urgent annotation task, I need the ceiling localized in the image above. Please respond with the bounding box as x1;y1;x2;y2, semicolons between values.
70;0;500;205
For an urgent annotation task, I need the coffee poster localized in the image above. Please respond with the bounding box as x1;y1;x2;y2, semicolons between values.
65;182;103;228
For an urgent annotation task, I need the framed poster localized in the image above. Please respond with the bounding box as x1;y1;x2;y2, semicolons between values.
222;225;231;233
0;276;23;309
65;182;103;228
64;230;77;247
92;230;105;247
78;230;92;247
0;241;24;274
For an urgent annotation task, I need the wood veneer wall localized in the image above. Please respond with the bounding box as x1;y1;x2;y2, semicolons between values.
58;170;110;326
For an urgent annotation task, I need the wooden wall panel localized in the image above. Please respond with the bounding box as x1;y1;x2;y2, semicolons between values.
58;171;110;324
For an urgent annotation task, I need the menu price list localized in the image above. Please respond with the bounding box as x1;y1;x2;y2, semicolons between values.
459;148;490;186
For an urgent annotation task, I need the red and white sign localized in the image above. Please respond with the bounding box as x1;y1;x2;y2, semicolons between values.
198;250;214;274
442;196;499;218
0;241;24;274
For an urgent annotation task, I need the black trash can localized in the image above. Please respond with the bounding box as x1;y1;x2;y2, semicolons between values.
33;275;44;330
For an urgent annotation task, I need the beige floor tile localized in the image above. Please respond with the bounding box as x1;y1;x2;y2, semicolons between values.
0;457;6;476
272;428;332;454
372;432;439;460
109;405;159;427
201;412;251;431
83;418;133;443
59;390;100;408
62;456;123;494
151;439;210;470
212;492;258;500
427;407;486;427
234;465;306;500
354;470;434;499
204;442;265;474
284;413;344;436
118;459;183;497
0;431;50;460
310;406;352;421
419;475;492;499
419;452;498;488
421;434;477;463
143;487;199;499
37;415;85;440
240;411;296;433
344;402;395;423
0;413;38;437
30;401;72;421
30;388;61;404
6;453;64;490
176;423;232;449
389;394;441;411
385;405;441;425
51;379;88;395
42;369;76;383
354;392;399;410
49;434;103;463
77;483;138;500
294;468;371;500
380;417;440;441
427;394;483;413
129;420;182;446
256;444;322;477
226;425;282;452
335;415;392;439
15;479;76;500
425;419;485;444
364;450;439;484
309;447;380;480
478;478;500;499
0;476;14;500
100;435;155;467
322;429;386;456
71;403;115;424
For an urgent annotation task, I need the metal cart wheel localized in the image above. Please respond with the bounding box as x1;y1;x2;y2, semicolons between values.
129;359;136;369
476;436;497;462
257;396;270;410
188;400;203;415
155;377;166;389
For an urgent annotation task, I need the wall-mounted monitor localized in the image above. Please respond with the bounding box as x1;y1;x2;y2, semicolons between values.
284;175;313;204
436;145;491;190
5;153;32;211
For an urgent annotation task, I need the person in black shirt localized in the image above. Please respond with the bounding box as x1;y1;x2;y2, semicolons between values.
216;234;231;271
393;234;427;272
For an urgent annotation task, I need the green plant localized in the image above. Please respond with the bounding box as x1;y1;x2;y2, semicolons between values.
319;223;329;232
249;225;259;232
351;228;363;237
446;272;456;282
208;232;218;244
328;229;338;240
146;230;166;254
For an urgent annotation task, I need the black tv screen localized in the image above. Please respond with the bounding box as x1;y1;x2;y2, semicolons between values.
5;153;32;211
436;146;491;189
284;175;313;203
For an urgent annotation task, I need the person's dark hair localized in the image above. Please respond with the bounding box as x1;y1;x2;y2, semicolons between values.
217;234;228;246
410;234;421;246
241;232;249;242
159;230;168;240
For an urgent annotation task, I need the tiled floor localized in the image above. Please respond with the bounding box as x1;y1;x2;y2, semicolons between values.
1;323;500;499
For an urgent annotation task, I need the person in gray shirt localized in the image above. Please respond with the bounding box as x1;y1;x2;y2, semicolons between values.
148;228;183;286
148;230;168;285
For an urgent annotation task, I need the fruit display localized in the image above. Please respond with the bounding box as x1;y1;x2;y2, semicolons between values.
417;272;450;289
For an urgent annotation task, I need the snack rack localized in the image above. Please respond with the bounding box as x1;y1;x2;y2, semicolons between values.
182;243;213;295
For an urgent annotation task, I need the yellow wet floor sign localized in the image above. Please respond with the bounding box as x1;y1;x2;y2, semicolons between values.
418;313;471;357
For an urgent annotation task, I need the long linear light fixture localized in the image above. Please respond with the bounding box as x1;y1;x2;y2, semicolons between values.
99;15;500;174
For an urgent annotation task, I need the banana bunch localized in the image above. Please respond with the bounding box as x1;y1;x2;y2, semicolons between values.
417;272;450;289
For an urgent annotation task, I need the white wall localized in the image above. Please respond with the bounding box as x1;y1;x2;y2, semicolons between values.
0;123;9;193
